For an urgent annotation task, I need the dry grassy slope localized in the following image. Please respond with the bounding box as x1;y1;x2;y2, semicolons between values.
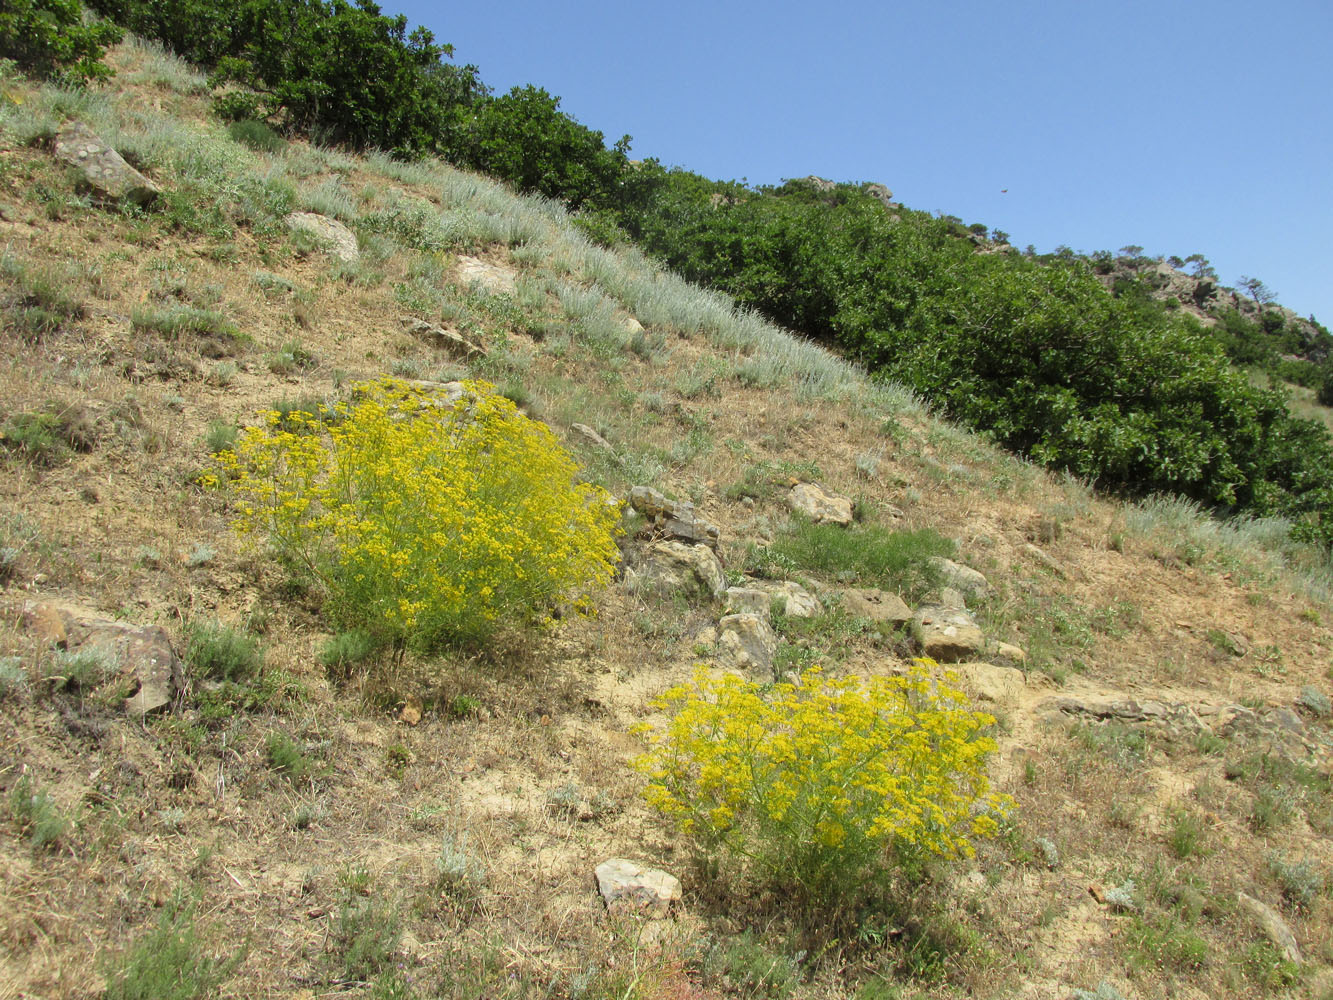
0;39;1331;1000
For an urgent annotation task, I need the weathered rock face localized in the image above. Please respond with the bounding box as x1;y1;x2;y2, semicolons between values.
399;316;485;360
724;587;771;618
716;613;776;674
838;588;912;627
54;123;161;206
750;580;820;618
928;557;989;599
788;482;854;526
594;859;682;918
570;423;614;453
629;486;720;549
631;541;725;600
3;600;182;714
284;211;359;262
913;604;985;662
953;662;1025;706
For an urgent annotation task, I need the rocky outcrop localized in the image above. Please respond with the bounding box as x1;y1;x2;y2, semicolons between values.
455;255;516;295
788;482;854;526
928;557;989;599
630;541;725;600
750;580;820;618
54;123;161;206
284;211;359;262
837;588;912;627
716;613;776;674
1238;892;1302;964
629;486;720;549
399;316;485;360
913;603;985;662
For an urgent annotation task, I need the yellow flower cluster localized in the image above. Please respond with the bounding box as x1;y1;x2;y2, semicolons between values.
220;378;622;650
634;661;1011;901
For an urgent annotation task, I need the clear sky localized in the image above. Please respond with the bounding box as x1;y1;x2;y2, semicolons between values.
396;0;1332;326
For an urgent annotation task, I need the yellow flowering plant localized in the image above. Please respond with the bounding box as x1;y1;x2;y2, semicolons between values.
634;661;1010;906
220;377;621;652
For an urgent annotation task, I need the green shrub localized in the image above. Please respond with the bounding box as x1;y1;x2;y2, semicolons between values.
222;377;622;652
634;662;1009;911
203;420;237;455
226;119;287;154
103;893;240;1000
0;0;122;83
320;629;380;672
8;773;71;850
265;731;313;785
755;521;952;601
1;254;88;340
185;620;262;682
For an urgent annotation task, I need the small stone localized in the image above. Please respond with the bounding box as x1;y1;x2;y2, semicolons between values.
594;859;681;918
1021;543;1065;578
788;482;854;526
1034;837;1059;869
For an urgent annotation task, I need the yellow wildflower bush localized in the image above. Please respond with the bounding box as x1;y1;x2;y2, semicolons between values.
220;377;621;651
634;661;1010;905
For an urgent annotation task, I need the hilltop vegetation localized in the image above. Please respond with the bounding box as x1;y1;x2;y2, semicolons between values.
15;0;1333;542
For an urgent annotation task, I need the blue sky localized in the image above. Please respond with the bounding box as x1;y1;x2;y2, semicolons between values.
397;0;1332;325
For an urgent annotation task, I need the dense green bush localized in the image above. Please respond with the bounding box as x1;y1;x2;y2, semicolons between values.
0;0;122;83
612;174;1333;542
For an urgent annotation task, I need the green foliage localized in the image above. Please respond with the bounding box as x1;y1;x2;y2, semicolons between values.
265;731;313;784
634;663;1009;912
185;620;262;682
1;254;88;340
222;378;622;652
754;520;952;601
203;420;237;456
319;629;380;671
687;931;803;999
225;119;287;153
0;401;96;466
612;174;1333;543
332;892;400;982
0;0;122;83
103;893;241;1000
8;773;71;850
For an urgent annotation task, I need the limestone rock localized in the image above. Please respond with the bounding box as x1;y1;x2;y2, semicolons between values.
864;183;896;210
633;542;725;600
913;604;985;662
284;211;359;262
399;316;485;360
838;588;911;627
594;859;681;918
724;587;771;619
629;486;720;550
1021;543;1065;578
456;255;516;295
954;662;1025;706
751;580;820;618
1238;892;1302;964
570;423;614;453
54;122;161;206
716;613;776;674
990;641;1027;667
928;557;989;598
788;482;853;526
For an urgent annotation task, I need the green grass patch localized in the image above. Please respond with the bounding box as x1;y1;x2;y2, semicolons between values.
185;620;262;682
749;521;952;601
103;893;241;1000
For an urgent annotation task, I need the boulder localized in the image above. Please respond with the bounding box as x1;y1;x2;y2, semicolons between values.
399;316;485;360
632;541;725;600
913;604;985;663
954;662;1025;706
284;212;359;262
751;580;820;618
716;614;776;675
594;859;681;918
724;587;771;619
54;122;161;206
838;588;912;627
1238;892;1302;964
788;482;853;526
629;486;720;549
455;255;516;295
928;557;989;599
864;183;896;210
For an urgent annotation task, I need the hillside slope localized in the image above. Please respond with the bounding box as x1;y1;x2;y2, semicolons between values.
1;42;1332;1000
